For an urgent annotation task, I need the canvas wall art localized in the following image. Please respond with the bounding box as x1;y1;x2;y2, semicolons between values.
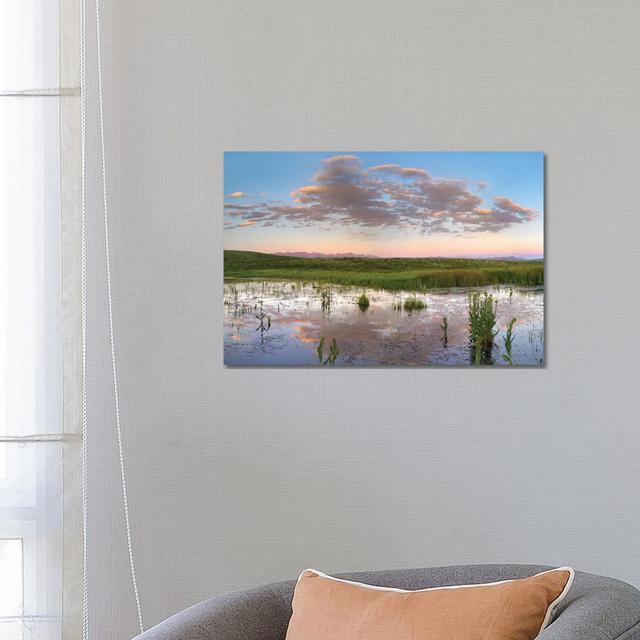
224;152;544;366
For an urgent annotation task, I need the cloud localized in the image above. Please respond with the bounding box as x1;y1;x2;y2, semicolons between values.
462;196;537;232
312;155;362;182
369;164;430;179
224;155;539;234
223;202;260;210
493;196;538;220
289;155;398;226
228;191;246;198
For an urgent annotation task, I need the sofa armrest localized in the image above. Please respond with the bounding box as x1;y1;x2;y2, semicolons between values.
134;581;294;640
539;574;640;640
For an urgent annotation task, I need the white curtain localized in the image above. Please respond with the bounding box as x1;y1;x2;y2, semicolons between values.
0;1;81;638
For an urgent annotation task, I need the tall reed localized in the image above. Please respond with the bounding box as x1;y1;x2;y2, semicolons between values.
502;317;517;365
440;316;448;345
316;337;339;365
468;292;498;364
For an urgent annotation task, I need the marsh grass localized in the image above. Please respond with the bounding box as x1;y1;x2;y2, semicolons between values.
502;317;517;364
474;336;483;365
255;311;271;344
404;297;426;312
327;338;339;365
315;284;333;315
468;292;498;364
440;316;448;345
225;250;543;291
316;337;339;365
357;293;370;310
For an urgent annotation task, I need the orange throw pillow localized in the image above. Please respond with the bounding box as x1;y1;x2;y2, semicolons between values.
285;567;574;640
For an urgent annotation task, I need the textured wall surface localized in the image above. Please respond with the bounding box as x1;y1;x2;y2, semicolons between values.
83;2;640;638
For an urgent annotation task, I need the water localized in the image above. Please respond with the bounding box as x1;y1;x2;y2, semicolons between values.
224;280;544;366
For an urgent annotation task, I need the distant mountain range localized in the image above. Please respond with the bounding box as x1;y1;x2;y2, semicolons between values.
274;251;378;259
481;256;543;261
273;251;542;261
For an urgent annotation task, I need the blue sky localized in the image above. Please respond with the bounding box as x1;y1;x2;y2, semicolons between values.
224;152;544;258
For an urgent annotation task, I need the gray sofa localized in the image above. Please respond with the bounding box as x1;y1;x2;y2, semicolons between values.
135;564;640;639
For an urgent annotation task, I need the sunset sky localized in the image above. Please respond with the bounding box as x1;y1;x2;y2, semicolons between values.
224;152;544;259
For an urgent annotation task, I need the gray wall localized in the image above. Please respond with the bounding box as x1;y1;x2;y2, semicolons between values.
84;1;640;638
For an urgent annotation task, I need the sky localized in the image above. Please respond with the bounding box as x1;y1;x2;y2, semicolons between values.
224;152;544;258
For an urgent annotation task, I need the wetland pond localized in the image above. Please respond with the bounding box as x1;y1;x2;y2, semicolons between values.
224;280;544;366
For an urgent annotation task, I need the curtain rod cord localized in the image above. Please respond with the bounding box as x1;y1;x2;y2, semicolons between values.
93;0;145;633
80;0;89;637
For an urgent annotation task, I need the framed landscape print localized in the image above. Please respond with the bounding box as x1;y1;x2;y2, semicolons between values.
224;152;544;366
